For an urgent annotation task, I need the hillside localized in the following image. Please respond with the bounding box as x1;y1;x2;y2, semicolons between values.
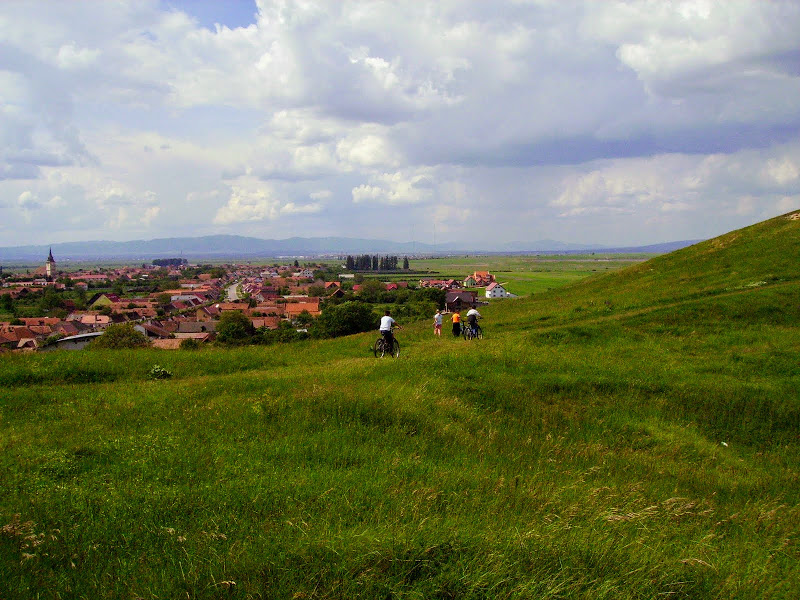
1;212;798;599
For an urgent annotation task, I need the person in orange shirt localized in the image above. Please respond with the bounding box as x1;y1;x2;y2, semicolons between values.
451;311;461;337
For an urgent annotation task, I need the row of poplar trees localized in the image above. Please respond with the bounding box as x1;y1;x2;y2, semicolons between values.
345;255;410;271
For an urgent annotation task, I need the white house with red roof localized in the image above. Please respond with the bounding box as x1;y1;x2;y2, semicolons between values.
485;282;514;298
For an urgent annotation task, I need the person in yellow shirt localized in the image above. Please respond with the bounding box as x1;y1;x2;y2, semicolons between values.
451;311;461;337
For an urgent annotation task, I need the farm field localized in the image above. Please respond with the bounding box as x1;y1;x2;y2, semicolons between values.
407;254;647;296
1;213;799;599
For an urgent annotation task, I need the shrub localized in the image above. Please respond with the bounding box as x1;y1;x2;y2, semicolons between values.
216;311;255;344
310;301;377;339
148;364;173;380
89;323;150;349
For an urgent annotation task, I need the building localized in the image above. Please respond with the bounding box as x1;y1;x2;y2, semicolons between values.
485;282;514;299
45;248;56;280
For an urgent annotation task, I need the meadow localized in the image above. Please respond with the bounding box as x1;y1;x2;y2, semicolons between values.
1;213;798;598
405;254;643;296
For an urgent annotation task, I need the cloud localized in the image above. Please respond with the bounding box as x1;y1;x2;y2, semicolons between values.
0;1;798;247
352;170;437;205
309;190;332;200
213;178;322;224
552;143;800;225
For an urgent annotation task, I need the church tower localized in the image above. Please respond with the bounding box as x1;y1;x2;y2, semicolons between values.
46;248;56;280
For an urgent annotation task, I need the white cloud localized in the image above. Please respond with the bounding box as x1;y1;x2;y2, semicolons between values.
352;170;437;206
0;0;798;247
213;178;322;224
765;157;799;186
309;190;332;200
336;132;399;168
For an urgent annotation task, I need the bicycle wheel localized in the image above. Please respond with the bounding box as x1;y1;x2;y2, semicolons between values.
391;339;400;358
374;337;386;357
476;326;483;339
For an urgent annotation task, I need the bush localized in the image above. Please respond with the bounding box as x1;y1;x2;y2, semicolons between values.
216;311;255;344
89;323;150;349
148;364;173;380
311;301;377;339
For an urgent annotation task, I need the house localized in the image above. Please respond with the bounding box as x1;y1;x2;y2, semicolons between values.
176;321;217;334
53;321;81;337
20;317;61;327
419;279;458;290
285;302;322;319
465;271;495;287
196;305;220;321
485;282;514;299
445;290;478;313
216;302;249;312
134;323;172;340
17;338;39;350
250;316;281;330
473;271;495;286
88;293;121;308
79;314;113;329
39;332;104;351
174;332;212;343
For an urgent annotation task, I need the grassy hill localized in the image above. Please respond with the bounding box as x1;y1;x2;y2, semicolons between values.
1;212;799;599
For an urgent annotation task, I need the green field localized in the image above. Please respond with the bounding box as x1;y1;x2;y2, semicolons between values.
407;254;645;296
1;214;799;598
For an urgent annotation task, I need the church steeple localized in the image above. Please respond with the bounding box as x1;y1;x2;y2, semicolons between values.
46;247;55;280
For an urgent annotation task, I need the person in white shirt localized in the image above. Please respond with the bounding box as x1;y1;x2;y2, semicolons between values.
380;309;400;348
433;309;443;336
466;305;481;336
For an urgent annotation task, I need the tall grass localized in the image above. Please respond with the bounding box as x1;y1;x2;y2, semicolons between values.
1;212;799;598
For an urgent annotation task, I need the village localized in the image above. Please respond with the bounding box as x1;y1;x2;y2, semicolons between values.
0;251;515;352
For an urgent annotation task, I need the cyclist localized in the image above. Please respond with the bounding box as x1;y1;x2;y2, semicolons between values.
379;309;400;349
466;305;482;337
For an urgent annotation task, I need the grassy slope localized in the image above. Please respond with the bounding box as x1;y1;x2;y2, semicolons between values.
1;212;799;599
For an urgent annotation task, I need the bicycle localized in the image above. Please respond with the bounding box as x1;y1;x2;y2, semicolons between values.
373;334;400;358
465;323;483;340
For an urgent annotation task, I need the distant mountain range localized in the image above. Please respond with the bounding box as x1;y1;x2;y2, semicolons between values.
0;235;702;262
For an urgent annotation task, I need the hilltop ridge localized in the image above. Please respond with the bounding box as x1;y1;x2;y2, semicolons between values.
537;209;800;310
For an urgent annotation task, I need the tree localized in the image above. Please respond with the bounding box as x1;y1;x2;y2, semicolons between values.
308;284;326;298
357;279;386;303
403;256;410;270
89;323;150;349
0;294;13;312
311;301;376;339
39;286;64;313
294;310;315;327
216;311;255;344
157;293;172;307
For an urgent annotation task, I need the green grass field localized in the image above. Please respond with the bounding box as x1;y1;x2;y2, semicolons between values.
1;213;799;599
406;254;643;297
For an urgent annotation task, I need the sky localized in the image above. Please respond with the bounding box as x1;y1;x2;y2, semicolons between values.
1;0;799;249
